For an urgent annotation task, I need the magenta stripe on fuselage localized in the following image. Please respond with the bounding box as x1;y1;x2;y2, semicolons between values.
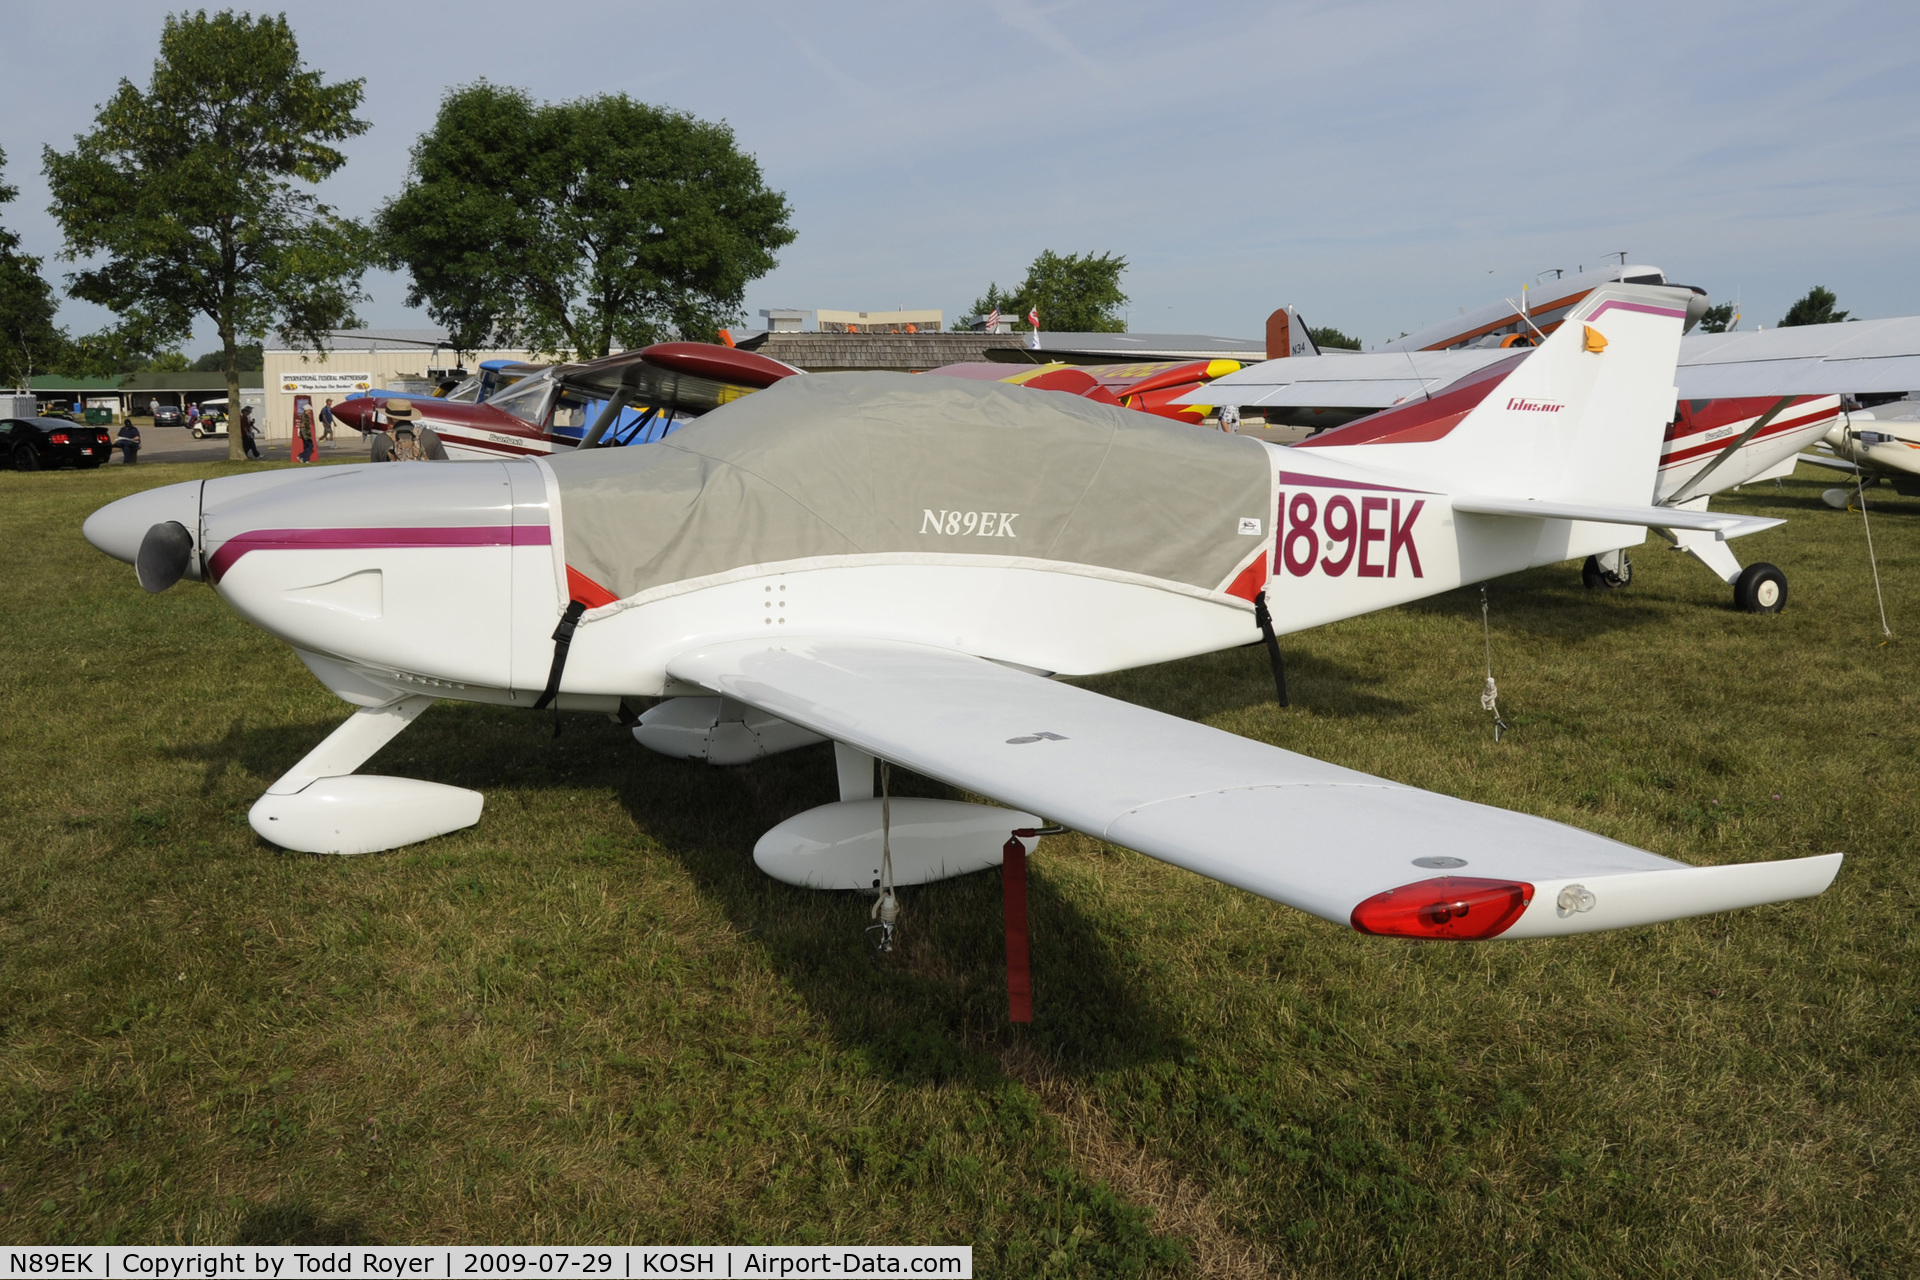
208;525;550;582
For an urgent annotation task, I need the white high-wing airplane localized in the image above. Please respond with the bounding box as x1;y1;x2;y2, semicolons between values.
83;283;1839;1014
1186;314;1920;610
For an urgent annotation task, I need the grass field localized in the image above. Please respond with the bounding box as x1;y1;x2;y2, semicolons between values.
1;459;1915;1276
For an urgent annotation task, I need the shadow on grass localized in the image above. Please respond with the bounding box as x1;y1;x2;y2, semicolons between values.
607;740;1195;1083
168;707;1194;1083
1080;643;1416;723
234;1200;371;1244
1398;571;1682;639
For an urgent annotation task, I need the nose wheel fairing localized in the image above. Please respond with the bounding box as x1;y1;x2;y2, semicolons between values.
247;695;483;855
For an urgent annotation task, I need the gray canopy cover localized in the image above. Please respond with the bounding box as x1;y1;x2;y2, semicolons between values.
546;372;1273;605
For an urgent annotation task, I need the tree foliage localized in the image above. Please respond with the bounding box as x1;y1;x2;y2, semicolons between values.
379;84;796;360
1698;302;1737;334
192;342;261;372
1309;325;1360;351
0;146;68;388
968;250;1129;333
42;10;371;456
1779;286;1848;328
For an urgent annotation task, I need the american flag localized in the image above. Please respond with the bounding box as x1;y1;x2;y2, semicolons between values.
986;307;1000;331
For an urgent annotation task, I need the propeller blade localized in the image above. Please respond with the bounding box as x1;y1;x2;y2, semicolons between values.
136;521;194;593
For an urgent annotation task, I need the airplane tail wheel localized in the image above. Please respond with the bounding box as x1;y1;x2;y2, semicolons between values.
1821;488;1853;510
1581;553;1632;590
1734;562;1787;614
419;428;448;461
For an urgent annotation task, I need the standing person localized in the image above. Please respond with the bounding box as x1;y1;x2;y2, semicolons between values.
295;403;316;463
147;396;159;422
386;423;426;462
115;421;141;464
186;401;200;430
239;405;261;459
319;398;335;446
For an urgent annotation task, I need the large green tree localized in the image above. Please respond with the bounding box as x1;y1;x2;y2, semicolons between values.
1779;286;1849;328
379;84;796;360
44;10;372;457
967;250;1129;333
0;146;68;389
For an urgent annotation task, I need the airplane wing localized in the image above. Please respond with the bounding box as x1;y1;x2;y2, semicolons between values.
1797;452;1860;473
1171;350;1514;410
555;342;803;418
1675;317;1920;398
1178;317;1920;413
666;637;1839;939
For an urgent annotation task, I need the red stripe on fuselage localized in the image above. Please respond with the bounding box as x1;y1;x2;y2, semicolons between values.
1659;398;1837;470
208;525;550;582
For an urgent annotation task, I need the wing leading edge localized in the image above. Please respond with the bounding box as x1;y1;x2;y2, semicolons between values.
665;638;1839;939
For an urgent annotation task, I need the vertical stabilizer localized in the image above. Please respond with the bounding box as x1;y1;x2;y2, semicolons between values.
1265;306;1320;360
1315;284;1688;505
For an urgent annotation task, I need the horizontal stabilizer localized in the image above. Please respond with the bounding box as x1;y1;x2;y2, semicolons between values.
1453;495;1783;541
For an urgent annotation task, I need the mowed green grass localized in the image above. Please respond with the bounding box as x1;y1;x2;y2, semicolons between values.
1;459;1915;1276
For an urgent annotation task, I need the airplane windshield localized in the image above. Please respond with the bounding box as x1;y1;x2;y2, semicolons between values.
488;374;554;425
442;376;483;403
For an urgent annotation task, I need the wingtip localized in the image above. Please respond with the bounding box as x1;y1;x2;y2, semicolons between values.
1501;851;1844;939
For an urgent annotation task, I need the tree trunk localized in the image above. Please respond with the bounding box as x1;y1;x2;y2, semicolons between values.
224;330;245;462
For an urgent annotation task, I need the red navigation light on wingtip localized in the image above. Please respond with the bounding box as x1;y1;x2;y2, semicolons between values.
1350;876;1534;940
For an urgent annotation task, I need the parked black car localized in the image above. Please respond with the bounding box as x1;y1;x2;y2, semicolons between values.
152;404;182;427
6;417;115;470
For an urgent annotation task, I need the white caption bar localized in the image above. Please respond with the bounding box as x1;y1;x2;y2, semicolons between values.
0;1248;972;1280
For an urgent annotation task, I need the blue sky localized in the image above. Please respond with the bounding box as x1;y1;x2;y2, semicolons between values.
5;0;1917;353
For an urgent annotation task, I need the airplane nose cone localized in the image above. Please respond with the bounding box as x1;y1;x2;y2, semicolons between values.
330;399;377;432
84;480;203;574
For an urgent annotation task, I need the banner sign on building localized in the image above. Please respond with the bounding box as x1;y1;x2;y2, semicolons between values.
280;372;373;394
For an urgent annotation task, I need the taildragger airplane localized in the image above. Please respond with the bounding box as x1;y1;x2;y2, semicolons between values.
84;283;1839;1020
328;342;804;461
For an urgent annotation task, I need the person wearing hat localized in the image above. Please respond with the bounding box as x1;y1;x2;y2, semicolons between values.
384;399;426;462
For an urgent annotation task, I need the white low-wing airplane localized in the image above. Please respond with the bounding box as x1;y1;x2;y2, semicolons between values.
1187;314;1920;610
83;283;1839;1010
1797;397;1920;507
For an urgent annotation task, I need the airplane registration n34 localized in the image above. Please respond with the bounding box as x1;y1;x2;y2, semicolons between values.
85;283;1839;1014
